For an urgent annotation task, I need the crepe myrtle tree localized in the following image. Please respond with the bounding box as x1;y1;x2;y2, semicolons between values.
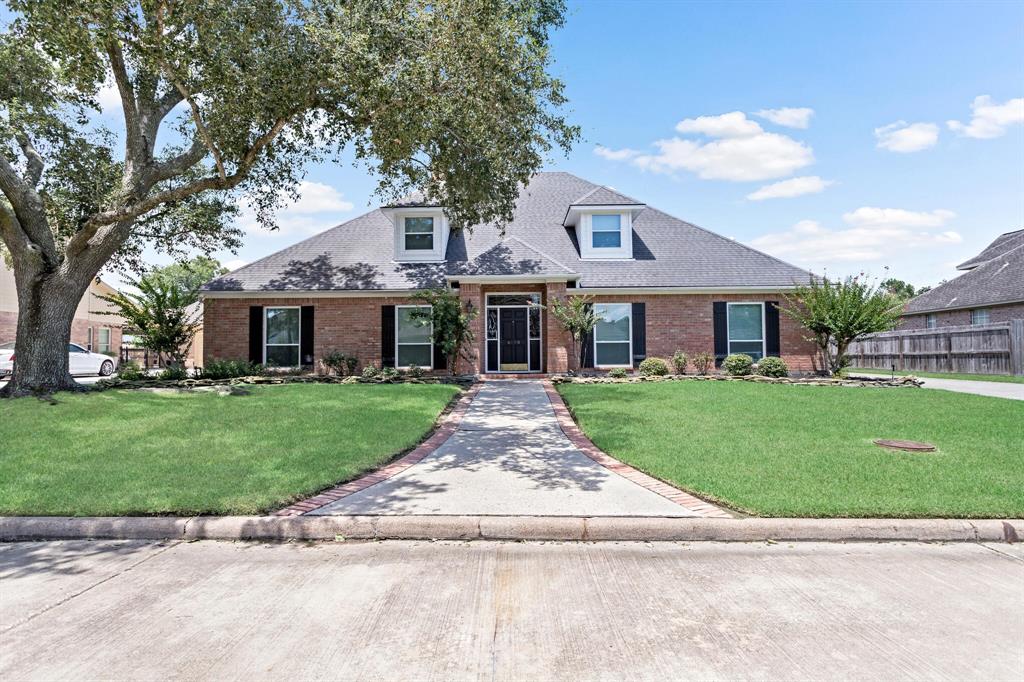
780;274;905;376
410;287;477;376
0;0;578;396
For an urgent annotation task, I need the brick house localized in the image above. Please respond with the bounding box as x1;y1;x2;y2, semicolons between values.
901;229;1024;329
201;172;819;375
1;262;125;355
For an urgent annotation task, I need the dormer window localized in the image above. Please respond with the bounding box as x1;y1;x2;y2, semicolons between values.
387;208;448;262
404;217;435;251
563;202;643;261
591;214;622;249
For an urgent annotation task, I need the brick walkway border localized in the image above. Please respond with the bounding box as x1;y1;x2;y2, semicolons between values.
274;384;482;517
542;380;733;519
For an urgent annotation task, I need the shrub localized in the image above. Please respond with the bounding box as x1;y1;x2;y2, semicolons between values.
380;366;399;381
321;351;358;377
638;357;669;376
691;352;713;375
116;360;147;381
159;365;189;380
607;367;628;379
405;364;426;379
671;351;688;374
756;356;789;378
361;363;381;379
723;353;754;376
198;358;263;380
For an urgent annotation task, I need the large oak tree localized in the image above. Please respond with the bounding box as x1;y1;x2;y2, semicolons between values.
0;0;577;396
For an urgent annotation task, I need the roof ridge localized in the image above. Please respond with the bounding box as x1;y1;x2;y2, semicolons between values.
504;235;577;274
570;183;644;206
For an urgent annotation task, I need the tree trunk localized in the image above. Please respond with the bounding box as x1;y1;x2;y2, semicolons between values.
1;269;91;398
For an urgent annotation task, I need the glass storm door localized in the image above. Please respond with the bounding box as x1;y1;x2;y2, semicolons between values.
499;308;529;371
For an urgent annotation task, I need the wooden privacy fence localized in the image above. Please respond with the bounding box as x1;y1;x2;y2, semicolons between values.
848;320;1024;376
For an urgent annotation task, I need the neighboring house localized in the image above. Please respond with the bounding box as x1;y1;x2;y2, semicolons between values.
0;262;125;354
201;172;818;374
902;229;1024;329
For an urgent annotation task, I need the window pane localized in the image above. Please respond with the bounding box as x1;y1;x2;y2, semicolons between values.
486;308;498;340
266;308;299;344
728;304;763;340
404;217;434;233
729;341;763;361
398;307;432;343
595;304;631;342
266;345;299;367
971;309;989;325
397;344;431;367
592;231;621;248
596;342;630;366
405;233;434;250
529;307;541;339
592;214;621;231
487;294;539;306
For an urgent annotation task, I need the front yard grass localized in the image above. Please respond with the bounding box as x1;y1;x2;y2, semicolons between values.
847;368;1024;384
0;383;461;516
557;381;1024;518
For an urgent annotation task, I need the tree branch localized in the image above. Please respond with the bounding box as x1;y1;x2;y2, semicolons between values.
0;150;57;261
166;76;226;180
106;39;144;166
147;135;208;184
15;133;44;187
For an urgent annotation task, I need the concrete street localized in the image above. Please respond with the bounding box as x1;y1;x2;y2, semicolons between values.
1;540;1021;681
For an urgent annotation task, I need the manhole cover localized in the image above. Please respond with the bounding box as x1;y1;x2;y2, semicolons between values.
873;439;936;452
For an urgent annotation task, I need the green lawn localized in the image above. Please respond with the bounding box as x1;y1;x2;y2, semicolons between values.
0;384;461;516
558;382;1024;518
847;368;1024;384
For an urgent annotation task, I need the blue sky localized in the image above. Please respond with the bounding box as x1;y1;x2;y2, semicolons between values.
16;1;1024;289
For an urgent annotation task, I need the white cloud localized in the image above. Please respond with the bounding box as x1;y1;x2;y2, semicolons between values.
675;111;762;137
947;95;1024;139
223;259;249;272
874;121;939;152
594;146;641;161
599;111;814;182
754;107;815;129
748;207;961;264
238;180;354;236
746;176;834;201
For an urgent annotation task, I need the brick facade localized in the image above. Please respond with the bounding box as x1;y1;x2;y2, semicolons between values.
204;286;819;374
0;309;122;354
900;302;1024;330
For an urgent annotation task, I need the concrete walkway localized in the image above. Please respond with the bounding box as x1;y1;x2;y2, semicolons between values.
853;372;1024;400
2;540;1022;680
310;380;698;517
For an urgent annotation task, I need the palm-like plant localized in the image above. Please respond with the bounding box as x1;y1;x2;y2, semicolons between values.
550;295;598;373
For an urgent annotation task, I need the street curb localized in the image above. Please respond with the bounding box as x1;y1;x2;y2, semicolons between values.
1;516;1020;543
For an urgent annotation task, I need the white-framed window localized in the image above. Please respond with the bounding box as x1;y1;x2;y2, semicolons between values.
403;216;434;251
727;302;765;361
98;327;112;354
970;309;990;325
264;307;301;367
580;210;632;260
925;314;938;329
593;303;632;367
396;305;433;369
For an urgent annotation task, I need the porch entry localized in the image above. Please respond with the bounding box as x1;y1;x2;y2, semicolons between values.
485;294;542;373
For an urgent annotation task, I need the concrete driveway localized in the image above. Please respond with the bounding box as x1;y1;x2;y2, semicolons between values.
310;380;699;517
1;539;1021;681
852;372;1024;400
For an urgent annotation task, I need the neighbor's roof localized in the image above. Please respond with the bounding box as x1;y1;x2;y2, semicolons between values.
956;229;1024;270
202;171;812;293
906;241;1024;314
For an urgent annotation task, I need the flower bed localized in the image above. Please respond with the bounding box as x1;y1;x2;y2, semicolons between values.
550;373;922;388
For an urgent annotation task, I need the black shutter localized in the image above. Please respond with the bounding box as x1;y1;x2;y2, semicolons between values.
713;301;728;367
433;340;447;371
631;302;646;367
300;306;314;367
381;305;396;367
248;306;263;364
765;301;781;357
581;302;594;368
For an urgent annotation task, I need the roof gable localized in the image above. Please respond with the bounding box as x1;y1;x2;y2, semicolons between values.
957;229;1024;270
907;242;1024;313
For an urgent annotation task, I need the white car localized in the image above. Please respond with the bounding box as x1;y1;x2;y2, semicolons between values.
0;341;117;378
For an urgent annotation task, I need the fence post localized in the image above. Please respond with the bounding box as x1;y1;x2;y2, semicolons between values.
1010;319;1024;376
897;334;905;371
945;332;953;372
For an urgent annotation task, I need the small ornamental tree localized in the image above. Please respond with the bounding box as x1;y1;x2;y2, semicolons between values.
99;275;201;368
550;295;597;373
780;275;904;376
410;288;477;376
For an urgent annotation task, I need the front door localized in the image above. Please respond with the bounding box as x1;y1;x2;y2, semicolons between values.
499;308;528;371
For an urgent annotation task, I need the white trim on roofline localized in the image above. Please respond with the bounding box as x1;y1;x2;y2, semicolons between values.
447;274;582;283
574;286;800;295
904;297;1024;316
200;289;422;299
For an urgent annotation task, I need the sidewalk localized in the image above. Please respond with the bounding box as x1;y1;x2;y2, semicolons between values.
851;372;1024;400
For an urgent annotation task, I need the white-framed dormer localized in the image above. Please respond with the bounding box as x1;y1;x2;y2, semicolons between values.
563;204;644;260
386;207;449;263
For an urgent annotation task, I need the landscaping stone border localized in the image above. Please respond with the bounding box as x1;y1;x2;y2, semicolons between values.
92;373;477;391
550;373;923;388
1;516;1019;543
272;383;482;516
542;381;733;519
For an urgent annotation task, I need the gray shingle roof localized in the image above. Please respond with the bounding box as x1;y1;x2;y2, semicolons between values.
906;242;1024;314
203;171;812;292
956;229;1024;270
